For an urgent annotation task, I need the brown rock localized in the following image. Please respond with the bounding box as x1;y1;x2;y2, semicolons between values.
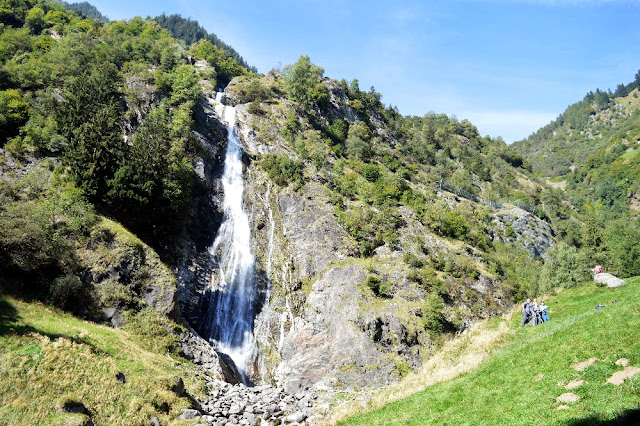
606;366;640;385
615;358;630;367
565;379;585;390
556;393;580;404
572;357;598;371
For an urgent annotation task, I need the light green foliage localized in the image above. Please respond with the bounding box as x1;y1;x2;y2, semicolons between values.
540;242;582;291
283;55;327;108
294;129;329;170
0;297;197;424
0;168;95;279
123;307;182;354
188;38;245;86
169;64;200;105
0;88;29;143
25;6;44;33
345;120;372;160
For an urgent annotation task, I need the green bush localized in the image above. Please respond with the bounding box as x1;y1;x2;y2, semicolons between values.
423;293;445;336
49;274;88;313
365;275;391;297
261;154;303;187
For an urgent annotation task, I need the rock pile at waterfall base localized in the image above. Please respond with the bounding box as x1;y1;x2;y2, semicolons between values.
189;382;320;425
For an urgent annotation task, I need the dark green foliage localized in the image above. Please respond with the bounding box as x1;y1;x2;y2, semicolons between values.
48;274;88;312
57;65;124;201
154;13;254;73
235;79;273;104
63;2;107;21
261;154;304;187
327;118;348;143
365;275;391;297
603;219;640;278
363;164;380;182
422;293;445;336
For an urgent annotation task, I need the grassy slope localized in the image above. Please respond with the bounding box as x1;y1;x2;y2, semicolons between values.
342;278;640;425
0;297;203;426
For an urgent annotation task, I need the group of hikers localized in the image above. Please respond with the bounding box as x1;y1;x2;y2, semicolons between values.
521;298;550;327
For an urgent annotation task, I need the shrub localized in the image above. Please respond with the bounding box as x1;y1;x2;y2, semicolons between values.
49;275;88;313
365;275;391;297
423;293;445;336
261;154;303;187
442;210;468;239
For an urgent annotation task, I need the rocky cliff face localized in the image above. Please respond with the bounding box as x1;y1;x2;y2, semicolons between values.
171;75;532;394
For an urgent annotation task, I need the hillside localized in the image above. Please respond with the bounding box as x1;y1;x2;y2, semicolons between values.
510;73;640;284
340;278;640;425
511;72;640;178
0;295;199;425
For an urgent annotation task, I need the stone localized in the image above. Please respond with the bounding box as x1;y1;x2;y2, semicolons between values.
228;403;244;415
594;272;626;288
606;366;640;385
556;393;580;404
556;405;570;410
615;358;630;367
116;372;126;384
283;411;307;423
55;399;87;414
572;357;598;371
150;416;161;426
178;408;202;419
565;379;585;390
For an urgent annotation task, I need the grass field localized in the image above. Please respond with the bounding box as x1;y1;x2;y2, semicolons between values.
0;297;202;425
341;279;640;425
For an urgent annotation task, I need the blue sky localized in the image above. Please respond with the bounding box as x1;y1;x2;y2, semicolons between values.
88;0;640;142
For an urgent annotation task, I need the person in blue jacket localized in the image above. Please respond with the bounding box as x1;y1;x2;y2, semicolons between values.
540;301;550;322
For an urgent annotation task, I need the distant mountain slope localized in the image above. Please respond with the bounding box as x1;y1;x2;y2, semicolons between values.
62;1;108;21
511;71;640;177
154;13;256;73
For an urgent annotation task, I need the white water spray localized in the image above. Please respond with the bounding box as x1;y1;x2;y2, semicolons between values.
199;97;259;384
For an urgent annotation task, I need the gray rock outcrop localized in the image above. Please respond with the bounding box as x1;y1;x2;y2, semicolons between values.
594;272;626;287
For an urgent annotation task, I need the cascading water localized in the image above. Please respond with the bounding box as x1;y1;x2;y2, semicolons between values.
199;97;259;384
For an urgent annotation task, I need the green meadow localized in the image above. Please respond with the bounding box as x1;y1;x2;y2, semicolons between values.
342;279;640;425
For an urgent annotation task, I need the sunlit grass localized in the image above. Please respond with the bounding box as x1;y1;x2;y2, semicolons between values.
0;298;203;425
338;278;640;425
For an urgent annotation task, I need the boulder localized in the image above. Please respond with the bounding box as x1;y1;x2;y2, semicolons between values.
594;273;626;288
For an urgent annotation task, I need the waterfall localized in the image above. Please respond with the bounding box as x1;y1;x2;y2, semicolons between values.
199;100;259;384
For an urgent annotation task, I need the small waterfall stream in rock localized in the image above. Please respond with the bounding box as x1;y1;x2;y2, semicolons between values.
199;93;259;384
